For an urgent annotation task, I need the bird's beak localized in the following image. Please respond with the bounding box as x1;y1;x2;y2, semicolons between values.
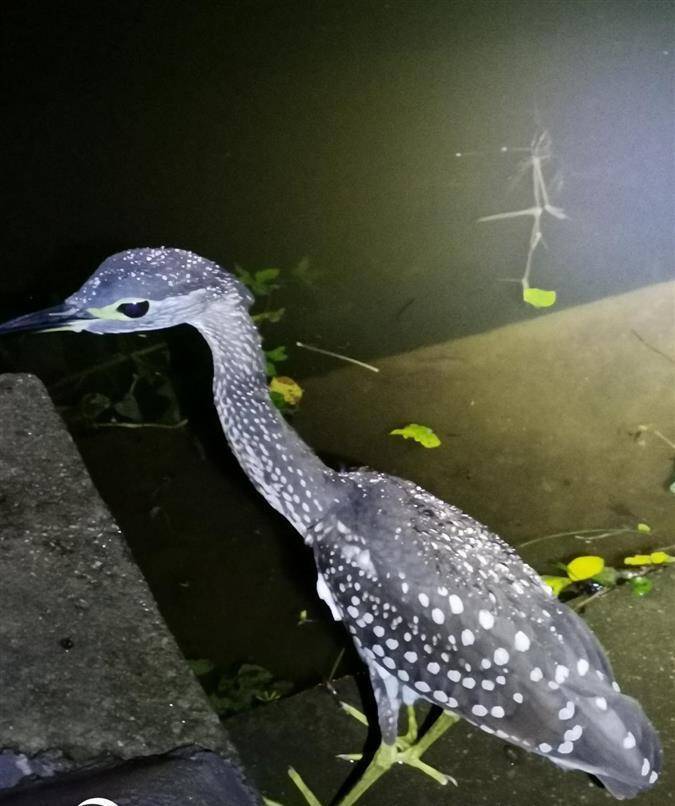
0;303;97;335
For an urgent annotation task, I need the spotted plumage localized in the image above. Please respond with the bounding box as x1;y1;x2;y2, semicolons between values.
311;471;659;797
0;247;661;801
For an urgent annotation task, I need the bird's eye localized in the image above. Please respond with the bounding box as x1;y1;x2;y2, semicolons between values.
116;301;150;318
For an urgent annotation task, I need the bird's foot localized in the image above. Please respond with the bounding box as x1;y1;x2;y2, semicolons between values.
279;703;459;806
337;702;459;788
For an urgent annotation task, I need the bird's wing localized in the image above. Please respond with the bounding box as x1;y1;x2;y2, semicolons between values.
309;471;660;798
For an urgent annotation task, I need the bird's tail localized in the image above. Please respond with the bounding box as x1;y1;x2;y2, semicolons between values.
552;686;661;799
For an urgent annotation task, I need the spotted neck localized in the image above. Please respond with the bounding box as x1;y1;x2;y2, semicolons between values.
192;299;339;537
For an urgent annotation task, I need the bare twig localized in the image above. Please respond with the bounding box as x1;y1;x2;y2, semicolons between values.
93;419;188;430
519;526;636;550
296;341;379;373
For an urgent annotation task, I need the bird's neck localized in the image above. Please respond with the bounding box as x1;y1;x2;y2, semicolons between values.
192;299;338;537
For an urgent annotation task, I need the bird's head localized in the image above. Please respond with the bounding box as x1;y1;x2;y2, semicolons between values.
0;247;253;335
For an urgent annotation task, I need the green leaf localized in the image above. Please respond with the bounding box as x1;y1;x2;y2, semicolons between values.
390;423;441;448
629;576;653;597
592;566;619;587
523;287;557;308
265;346;288;363
265;346;288;378
234;266;254;288
252;268;281;296
636;522;651;533
188;658;216;677
234;266;281;297
113;391;143;422
78;392;112;421
290;256;321;287
270;390;288;410
252;308;286;324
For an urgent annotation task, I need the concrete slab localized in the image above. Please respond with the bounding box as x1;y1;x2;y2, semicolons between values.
294;281;675;563
0;373;260;803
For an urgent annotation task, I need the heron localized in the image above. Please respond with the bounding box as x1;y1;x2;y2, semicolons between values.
0;247;660;804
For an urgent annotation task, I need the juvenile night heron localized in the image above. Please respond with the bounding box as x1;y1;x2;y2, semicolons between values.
0;248;660;803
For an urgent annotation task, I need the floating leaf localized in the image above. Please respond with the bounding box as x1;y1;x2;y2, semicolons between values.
566;555;604;581
269;376;303;407
629;576;653;597
523;287;557;308
636;522;651;533
541;575;573;596
390;423;441;448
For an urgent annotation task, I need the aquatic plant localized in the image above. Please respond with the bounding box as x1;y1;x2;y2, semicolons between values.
541;546;674;609
189;659;292;717
234;266;282;297
264;345;288;377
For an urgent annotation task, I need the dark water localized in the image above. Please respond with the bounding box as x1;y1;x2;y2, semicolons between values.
1;0;672;695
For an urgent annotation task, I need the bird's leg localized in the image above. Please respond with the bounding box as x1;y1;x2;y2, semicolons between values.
395;710;460;785
336;717;459;805
286;673;460;806
338;704;459;789
398;704;419;747
333;671;458;804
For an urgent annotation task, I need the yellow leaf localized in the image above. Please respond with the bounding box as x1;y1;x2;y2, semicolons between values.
637;522;651;533
523;287;557;308
650;551;670;564
624;554;652;566
541;575;573;596
625;551;673;566
566;555;604;581
390;423;441;448
269;375;303;406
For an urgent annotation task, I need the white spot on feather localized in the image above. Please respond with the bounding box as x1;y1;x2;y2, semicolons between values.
316;573;341;620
